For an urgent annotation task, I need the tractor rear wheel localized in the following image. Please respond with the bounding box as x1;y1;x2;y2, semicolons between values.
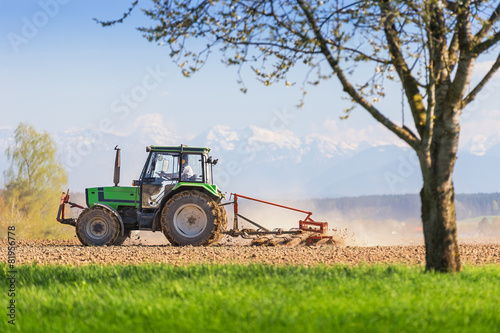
76;206;120;246
161;190;226;246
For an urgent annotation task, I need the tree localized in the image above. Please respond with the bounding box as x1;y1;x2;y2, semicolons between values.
99;0;500;271
493;200;499;212
3;123;68;237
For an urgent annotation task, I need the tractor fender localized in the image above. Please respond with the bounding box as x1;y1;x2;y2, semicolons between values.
94;203;125;236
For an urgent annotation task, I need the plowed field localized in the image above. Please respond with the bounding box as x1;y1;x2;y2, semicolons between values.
2;238;499;266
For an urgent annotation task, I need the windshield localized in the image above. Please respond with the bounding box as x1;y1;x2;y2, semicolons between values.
144;153;180;184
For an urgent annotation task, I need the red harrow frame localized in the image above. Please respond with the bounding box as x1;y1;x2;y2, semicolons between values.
56;190;85;227
224;193;332;243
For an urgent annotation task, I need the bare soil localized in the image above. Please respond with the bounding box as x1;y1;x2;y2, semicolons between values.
1;237;499;266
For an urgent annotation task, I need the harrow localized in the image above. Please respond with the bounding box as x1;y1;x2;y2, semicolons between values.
223;193;334;246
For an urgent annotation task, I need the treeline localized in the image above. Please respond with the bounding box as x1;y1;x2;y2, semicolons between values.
303;193;500;222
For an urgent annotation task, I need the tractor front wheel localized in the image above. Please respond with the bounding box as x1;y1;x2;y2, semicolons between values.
76;206;121;246
161;190;226;246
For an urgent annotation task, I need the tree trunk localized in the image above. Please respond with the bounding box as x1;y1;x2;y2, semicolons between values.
419;114;462;272
420;177;461;272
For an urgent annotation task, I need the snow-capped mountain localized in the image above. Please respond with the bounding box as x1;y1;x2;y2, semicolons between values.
192;125;359;166
461;132;500;156
1;125;500;197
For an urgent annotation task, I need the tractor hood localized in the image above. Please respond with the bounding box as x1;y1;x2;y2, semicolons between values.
86;186;140;211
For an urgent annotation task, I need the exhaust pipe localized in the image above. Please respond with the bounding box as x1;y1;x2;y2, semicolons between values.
114;145;121;187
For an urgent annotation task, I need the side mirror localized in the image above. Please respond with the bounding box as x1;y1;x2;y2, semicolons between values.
207;156;218;165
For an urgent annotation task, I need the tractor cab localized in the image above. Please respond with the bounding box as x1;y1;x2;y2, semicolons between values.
136;145;219;209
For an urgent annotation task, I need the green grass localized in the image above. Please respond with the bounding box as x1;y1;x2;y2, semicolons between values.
1;263;499;333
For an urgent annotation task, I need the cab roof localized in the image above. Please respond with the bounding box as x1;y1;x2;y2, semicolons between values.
147;145;210;154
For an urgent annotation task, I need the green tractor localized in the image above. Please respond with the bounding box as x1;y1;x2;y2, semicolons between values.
57;145;227;246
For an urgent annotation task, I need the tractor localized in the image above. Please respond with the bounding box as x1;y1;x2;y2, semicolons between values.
57;145;227;246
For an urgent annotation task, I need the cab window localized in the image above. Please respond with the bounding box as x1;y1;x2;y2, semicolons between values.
180;154;203;182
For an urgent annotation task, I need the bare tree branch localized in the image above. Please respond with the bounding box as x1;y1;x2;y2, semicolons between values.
473;30;500;54
447;30;459;73
94;0;139;27
297;0;420;149
448;2;475;106
380;0;427;138
473;2;500;44
463;52;500;106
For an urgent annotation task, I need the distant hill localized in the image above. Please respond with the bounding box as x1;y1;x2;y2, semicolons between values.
300;192;500;222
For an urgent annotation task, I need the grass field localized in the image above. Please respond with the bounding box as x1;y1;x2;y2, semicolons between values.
1;263;499;332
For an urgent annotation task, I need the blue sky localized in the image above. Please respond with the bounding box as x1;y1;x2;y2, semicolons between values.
1;0;500;147
0;0;403;143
